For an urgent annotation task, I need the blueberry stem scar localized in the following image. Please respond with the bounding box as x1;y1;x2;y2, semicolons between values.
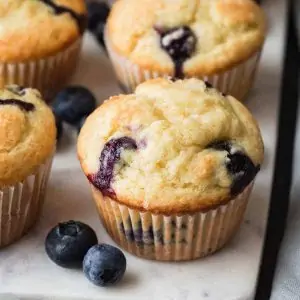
0;99;35;112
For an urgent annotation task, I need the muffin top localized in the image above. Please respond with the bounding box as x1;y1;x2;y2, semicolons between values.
0;0;87;62
78;78;264;214
0;86;56;187
107;0;266;77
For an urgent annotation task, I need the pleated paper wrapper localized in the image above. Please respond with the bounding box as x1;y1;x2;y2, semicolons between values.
0;155;53;248
0;39;82;100
92;183;253;261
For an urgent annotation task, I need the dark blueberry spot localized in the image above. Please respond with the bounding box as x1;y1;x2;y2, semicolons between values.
155;230;164;245
125;229;134;242
55;114;63;141
133;228;144;245
39;0;87;34
83;244;126;286
88;137;137;197
171;233;176;242
181;223;187;230
87;2;110;31
207;141;259;195
155;26;196;78
7;85;26;96
94;22;107;50
228;152;260;196
171;220;177;228
204;81;213;89
52;86;96;125
0;99;35;112
180;238;187;244
87;1;110;49
45;221;98;268
143;226;155;245
119;222;125;234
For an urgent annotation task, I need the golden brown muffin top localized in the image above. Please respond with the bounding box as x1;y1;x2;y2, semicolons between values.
0;0;86;62
0;86;56;187
107;0;266;76
78;78;264;214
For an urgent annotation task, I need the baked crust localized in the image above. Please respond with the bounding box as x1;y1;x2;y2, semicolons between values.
107;0;266;75
0;0;86;62
78;78;264;213
0;86;56;187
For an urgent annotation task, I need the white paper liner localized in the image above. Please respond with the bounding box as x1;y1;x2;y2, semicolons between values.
105;31;262;100
92;183;253;261
0;154;54;248
0;38;82;100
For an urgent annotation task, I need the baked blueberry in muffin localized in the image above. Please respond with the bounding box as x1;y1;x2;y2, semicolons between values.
208;141;260;196
155;26;196;78
88;137;137;197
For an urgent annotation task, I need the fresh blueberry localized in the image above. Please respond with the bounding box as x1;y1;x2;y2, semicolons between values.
52;86;96;125
45;220;98;268
208;141;260;195
88;137;137;197
76;115;88;134
87;1;110;48
55;114;63;141
155;26;196;78
83;244;126;287
87;2;110;32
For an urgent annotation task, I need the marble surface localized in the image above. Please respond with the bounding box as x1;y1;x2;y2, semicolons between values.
0;0;287;299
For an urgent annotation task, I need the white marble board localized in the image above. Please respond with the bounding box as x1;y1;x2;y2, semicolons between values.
0;0;287;299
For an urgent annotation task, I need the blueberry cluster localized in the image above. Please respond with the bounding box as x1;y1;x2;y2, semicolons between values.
51;86;96;141
45;220;126;287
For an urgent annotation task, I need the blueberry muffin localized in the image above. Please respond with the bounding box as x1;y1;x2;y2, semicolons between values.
105;0;266;100
0;1;87;99
0;85;56;247
78;78;264;261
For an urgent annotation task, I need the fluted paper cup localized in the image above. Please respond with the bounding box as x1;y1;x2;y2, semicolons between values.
105;30;262;101
0;38;82;101
0;154;54;248
91;183;253;261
